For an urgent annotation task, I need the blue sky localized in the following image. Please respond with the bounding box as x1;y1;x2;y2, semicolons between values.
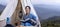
0;0;60;5
31;0;60;5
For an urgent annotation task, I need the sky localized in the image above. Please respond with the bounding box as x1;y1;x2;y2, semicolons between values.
31;0;60;5
34;5;60;20
0;0;60;5
32;0;60;20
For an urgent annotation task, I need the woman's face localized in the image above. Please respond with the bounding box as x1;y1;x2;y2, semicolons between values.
25;7;30;14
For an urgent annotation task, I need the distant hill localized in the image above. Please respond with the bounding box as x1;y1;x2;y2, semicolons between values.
33;4;60;27
41;16;60;27
47;16;60;21
33;4;60;20
0;4;6;15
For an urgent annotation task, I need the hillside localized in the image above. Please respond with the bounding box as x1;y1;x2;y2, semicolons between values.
33;4;60;20
41;16;60;27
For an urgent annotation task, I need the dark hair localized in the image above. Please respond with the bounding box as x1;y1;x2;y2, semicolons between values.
25;6;31;10
5;24;14;27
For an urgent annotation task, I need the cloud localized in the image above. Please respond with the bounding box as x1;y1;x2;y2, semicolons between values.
31;0;60;5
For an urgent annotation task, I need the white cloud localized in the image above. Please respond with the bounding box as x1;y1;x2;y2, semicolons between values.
31;0;60;5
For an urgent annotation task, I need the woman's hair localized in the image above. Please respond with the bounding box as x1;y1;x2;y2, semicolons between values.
5;24;14;27
25;6;31;10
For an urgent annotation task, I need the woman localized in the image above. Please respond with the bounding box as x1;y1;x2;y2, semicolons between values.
20;6;37;26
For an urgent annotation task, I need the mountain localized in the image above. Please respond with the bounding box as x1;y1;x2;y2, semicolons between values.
0;4;6;15
33;4;60;27
41;16;60;23
33;4;60;20
47;16;60;21
41;16;60;27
